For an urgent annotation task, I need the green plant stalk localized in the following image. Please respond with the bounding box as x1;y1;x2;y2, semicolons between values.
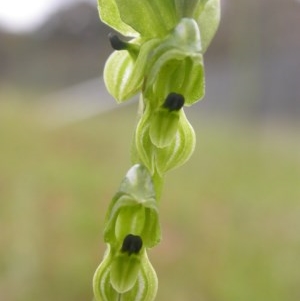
93;1;220;300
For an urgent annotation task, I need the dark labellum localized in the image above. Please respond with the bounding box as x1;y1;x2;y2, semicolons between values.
163;93;185;111
108;33;128;50
121;234;143;255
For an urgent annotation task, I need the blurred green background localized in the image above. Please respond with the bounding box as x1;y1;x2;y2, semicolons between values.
0;1;300;301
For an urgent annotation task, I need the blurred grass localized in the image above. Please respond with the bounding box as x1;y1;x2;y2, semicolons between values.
0;94;299;301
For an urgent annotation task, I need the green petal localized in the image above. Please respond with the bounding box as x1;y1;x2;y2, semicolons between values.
115;0;177;38
98;0;138;37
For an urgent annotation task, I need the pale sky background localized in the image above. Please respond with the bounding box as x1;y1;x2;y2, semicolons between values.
0;0;299;33
0;0;95;32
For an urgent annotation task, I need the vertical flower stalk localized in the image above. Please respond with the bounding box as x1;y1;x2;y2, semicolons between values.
94;1;220;300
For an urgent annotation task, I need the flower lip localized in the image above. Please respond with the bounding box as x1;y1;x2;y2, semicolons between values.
163;92;185;111
121;234;143;255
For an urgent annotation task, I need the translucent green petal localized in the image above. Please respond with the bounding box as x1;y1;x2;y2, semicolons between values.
98;0;138;37
118;164;155;200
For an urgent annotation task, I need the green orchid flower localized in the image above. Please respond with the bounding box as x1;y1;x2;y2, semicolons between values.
100;0;220;103
104;164;161;248
143;18;205;106
133;96;196;176
93;240;158;301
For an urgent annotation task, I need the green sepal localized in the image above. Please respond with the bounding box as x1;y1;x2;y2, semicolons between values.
115;0;177;38
97;0;138;37
104;39;161;102
104;164;161;248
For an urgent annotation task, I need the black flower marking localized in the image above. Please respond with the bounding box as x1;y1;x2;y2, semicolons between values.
163;93;185;111
121;234;143;255
108;33;128;50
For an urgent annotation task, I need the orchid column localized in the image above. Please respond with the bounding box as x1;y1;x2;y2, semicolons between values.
93;1;220;300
